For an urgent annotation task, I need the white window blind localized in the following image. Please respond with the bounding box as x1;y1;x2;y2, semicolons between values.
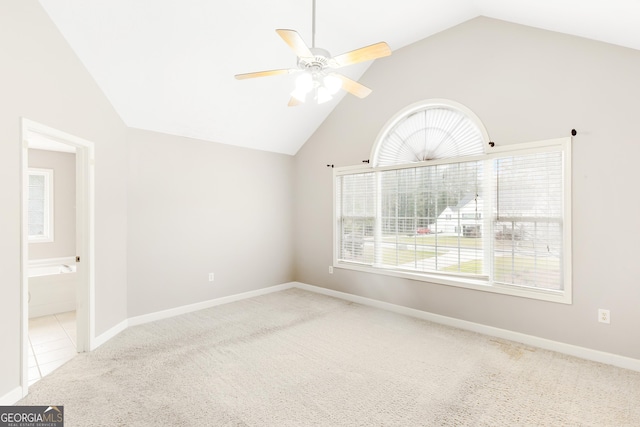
334;138;571;303
28;168;54;242
375;106;486;167
336;172;376;264
493;151;564;291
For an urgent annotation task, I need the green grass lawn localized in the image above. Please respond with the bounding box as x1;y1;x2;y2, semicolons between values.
360;245;439;265
494;255;560;287
443;259;483;274
382;234;548;252
443;252;560;285
383;234;483;249
442;256;560;286
382;248;439;266
345;238;561;289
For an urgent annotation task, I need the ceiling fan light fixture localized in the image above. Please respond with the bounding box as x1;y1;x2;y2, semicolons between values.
323;74;342;95
294;72;314;93
316;86;333;104
291;87;309;103
291;71;314;102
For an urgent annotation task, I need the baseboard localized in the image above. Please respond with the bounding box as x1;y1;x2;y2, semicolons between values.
27;256;76;267
92;319;128;350
0;282;299;402
128;282;296;327
293;282;640;373
12;279;639;406
94;283;296;348
0;386;23;406
91;283;296;348
29;301;76;319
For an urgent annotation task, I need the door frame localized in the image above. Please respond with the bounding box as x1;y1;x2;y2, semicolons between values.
20;118;95;396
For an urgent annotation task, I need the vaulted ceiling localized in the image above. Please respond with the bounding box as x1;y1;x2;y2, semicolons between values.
39;0;640;155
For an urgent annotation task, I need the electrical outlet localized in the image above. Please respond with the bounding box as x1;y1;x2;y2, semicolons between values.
598;309;610;324
328;266;334;274
209;273;215;282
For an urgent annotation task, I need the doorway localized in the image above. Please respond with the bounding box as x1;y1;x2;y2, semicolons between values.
20;119;95;395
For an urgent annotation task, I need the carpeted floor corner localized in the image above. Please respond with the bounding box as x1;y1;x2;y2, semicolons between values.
19;288;640;426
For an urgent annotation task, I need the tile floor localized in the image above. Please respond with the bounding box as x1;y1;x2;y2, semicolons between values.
28;311;77;386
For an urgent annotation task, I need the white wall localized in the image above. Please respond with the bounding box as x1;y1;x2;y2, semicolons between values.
126;129;294;317
28;149;76;261
0;1;128;398
294;17;640;360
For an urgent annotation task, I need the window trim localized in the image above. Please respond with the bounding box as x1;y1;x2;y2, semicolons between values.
333;137;572;304
28;168;54;243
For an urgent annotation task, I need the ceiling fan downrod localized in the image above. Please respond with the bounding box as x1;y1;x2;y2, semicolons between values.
311;0;316;48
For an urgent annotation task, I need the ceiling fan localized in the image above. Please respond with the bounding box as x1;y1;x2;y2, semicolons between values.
234;0;392;106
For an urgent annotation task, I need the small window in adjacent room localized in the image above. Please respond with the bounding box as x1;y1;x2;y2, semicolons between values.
334;100;572;304
28;168;54;243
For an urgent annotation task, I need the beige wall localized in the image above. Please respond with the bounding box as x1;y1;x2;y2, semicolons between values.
126;129;295;317
4;3;640;403
28;149;76;261
293;17;640;360
1;1;295;400
0;1;128;398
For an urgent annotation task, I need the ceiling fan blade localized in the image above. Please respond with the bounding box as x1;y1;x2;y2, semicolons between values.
276;29;313;58
234;69;292;80
332;42;392;68
331;73;372;98
288;97;302;107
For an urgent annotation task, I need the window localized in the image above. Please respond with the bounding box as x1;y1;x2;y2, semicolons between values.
334;100;571;303
28;168;54;242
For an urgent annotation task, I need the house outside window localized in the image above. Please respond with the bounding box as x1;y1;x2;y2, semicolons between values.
28;168;54;242
334;100;572;304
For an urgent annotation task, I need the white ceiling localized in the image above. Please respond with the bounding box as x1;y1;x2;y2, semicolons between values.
39;0;640;155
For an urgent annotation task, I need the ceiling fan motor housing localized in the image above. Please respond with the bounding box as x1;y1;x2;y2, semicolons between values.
298;47;333;72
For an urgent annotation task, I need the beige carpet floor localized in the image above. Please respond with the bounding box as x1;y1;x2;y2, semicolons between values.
19;288;640;426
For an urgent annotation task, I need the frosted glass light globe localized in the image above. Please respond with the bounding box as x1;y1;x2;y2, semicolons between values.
323;74;342;95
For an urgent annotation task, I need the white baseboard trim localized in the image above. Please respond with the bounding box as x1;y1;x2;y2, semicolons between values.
92;319;128;350
27;256;76;268
0;386;24;406
29;301;76;320
128;282;296;327
6;283;297;405
293;282;640;373
92;283;297;350
9;280;638;406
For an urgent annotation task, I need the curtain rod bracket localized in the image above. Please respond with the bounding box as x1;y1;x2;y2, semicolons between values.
571;129;577;136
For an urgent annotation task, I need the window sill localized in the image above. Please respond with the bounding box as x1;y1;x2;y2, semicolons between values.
334;261;571;304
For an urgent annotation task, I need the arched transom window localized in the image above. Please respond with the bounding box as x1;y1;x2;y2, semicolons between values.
371;100;489;167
